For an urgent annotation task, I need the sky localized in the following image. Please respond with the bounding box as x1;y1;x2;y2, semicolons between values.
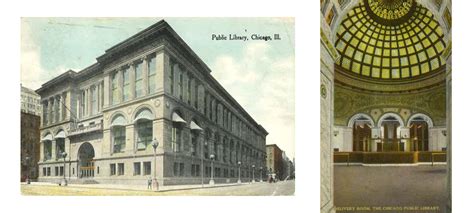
20;17;295;160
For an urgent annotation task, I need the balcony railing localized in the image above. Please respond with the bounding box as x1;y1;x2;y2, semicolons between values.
69;122;103;136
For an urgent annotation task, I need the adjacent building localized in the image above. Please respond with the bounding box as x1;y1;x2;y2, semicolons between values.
266;144;284;180
21;85;42;182
36;20;268;185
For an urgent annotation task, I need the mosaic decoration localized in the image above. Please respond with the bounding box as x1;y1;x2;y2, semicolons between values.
335;0;446;79
334;84;446;126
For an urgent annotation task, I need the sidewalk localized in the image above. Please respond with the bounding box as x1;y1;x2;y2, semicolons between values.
21;181;265;193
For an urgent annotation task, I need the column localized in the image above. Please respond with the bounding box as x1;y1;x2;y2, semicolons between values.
103;75;110;107
156;51;165;93
96;83;100;112
126;125;134;153
51;139;56;161
88;87;92;116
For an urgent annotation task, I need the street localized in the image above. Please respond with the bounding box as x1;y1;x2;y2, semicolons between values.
21;180;295;196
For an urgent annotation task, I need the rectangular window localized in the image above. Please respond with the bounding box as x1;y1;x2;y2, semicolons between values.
118;163;124;176
171;126;181;152
144;162;151;175
134;162;141;176
123;67;130;101
91;86;98;114
55;167;59;176
60;166;64;176
179;72;183;100
43;167;46;176
187;77;192;105
47;167;51;176
111;72;119;105
170;62;175;95
110;164;116;176
148;56;156;94
194;82;199;109
43;102;48;125
135;62;144;98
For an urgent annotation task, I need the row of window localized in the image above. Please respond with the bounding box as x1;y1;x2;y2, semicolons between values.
42;138;65;161
42;93;67;126
111;54;157;105
42;166;63;177
109;162;152;176
168;58;265;150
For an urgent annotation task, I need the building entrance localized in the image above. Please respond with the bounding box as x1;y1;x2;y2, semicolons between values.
78;142;95;178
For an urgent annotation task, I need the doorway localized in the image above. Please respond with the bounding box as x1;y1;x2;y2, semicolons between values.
78;142;95;178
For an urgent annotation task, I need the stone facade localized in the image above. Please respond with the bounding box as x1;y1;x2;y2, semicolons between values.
36;20;267;186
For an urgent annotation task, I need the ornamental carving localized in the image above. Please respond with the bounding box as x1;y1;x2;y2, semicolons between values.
320;84;327;99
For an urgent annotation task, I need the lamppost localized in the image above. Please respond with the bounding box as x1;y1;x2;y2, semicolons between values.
260;166;263;182
61;152;67;186
237;161;242;183
25;156;30;184
152;138;159;191
209;154;215;185
252;164;255;183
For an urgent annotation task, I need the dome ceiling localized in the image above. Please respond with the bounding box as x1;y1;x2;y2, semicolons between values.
335;0;446;79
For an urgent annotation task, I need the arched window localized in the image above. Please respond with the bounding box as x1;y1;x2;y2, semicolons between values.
55;130;66;159
171;112;186;152
42;133;53;161
111;115;127;153
134;108;153;150
190;119;203;157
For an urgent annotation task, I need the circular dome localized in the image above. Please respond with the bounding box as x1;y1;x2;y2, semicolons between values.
366;0;416;24
335;0;446;79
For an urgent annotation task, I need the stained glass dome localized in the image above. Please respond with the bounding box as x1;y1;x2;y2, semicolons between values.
335;0;446;79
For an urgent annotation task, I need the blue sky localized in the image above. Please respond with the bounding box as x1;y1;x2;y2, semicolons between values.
21;17;295;159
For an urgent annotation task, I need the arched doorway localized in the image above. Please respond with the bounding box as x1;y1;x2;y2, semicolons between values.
379;116;402;152
409;117;429;151
352;118;372;152
78;142;95;178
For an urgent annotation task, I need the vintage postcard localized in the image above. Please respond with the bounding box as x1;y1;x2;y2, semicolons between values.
320;0;452;212
20;17;295;196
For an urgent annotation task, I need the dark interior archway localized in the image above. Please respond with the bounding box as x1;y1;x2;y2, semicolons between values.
78;142;95;178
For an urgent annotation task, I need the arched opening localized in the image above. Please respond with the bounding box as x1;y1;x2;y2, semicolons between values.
171;111;186;153
78;142;95;178
409;116;429;151
352;120;371;152
134;108;154;150
41;133;53;161
380;116;402;152
111;114;127;153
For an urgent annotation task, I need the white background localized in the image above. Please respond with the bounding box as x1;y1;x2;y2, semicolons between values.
0;0;471;212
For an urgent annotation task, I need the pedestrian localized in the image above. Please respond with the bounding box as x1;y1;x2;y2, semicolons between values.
147;176;152;190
